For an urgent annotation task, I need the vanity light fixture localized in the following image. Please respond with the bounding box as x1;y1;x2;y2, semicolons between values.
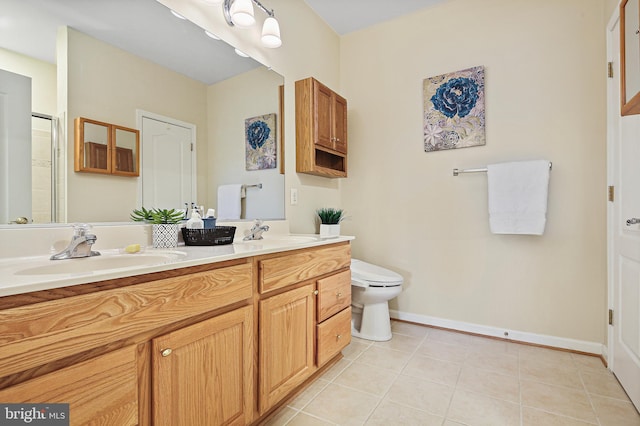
223;0;281;48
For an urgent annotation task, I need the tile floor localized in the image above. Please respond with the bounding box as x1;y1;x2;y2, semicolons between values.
264;320;640;426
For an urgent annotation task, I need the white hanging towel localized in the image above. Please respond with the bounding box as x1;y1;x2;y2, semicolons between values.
217;184;243;220
487;160;550;235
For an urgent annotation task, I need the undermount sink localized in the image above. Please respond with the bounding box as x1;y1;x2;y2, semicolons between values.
13;251;188;276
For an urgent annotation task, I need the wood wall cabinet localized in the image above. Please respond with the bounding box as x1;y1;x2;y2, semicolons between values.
74;117;140;176
296;77;348;178
257;243;352;414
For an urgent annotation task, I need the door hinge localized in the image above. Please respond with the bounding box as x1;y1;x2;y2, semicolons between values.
191;143;194;152
608;185;615;202
609;309;614;325
608;62;614;78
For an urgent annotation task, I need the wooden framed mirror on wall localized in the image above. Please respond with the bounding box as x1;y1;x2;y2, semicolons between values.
74;117;139;176
621;0;640;115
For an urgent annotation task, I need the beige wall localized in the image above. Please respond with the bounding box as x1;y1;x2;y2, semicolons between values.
63;28;209;222
207;67;285;219
340;0;609;344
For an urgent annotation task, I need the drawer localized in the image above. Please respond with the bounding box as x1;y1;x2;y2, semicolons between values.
317;270;351;322
316;307;351;366
259;243;351;294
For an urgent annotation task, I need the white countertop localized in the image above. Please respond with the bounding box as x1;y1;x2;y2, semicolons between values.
0;235;354;298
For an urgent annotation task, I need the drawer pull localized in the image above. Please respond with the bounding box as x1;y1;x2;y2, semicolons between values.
336;292;342;298
313;290;319;295
161;348;173;357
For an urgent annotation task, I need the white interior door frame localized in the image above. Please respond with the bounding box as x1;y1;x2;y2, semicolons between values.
606;0;620;368
135;110;197;208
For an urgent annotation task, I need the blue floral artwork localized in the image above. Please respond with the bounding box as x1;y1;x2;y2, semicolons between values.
245;113;277;170
423;66;485;152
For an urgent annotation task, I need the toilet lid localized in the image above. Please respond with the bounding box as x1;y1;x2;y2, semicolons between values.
351;259;404;286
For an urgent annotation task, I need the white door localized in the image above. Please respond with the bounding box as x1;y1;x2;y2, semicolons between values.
608;14;640;412
0;69;32;224
140;116;194;210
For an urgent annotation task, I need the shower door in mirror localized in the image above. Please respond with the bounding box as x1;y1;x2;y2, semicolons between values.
141;115;194;211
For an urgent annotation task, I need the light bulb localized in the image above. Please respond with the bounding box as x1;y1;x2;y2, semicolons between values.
230;0;255;27
261;16;281;48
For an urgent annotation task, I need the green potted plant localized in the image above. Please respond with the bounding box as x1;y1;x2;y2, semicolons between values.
316;207;345;238
131;207;184;248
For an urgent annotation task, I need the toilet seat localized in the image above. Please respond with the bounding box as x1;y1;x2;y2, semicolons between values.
351;259;403;288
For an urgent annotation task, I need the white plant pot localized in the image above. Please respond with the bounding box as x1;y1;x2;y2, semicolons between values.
152;224;179;248
319;224;340;239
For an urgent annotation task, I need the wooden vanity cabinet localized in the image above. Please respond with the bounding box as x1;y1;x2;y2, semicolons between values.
257;243;352;414
0;260;253;426
296;77;348;178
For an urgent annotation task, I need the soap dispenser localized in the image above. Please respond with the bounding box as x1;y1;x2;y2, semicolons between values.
186;210;204;229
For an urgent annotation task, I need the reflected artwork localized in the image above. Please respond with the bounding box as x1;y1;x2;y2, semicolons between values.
245;113;277;170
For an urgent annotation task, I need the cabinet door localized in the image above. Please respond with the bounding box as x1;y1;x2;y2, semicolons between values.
259;283;315;413
153;306;253;426
0;346;139;426
333;94;348;154
314;81;334;150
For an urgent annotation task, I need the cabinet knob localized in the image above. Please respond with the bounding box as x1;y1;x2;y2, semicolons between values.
313;290;319;295
336;334;342;340
336;292;342;298
335;138;341;143
161;348;173;357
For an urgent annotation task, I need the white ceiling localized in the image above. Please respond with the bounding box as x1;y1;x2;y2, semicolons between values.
303;0;447;35
1;0;446;85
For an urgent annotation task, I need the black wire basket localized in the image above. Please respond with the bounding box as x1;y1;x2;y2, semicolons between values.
181;226;236;246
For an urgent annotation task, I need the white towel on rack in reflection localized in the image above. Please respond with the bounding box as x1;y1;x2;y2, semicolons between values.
487;160;550;235
217;184;242;220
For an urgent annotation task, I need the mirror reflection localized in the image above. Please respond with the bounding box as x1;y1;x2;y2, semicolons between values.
0;0;285;225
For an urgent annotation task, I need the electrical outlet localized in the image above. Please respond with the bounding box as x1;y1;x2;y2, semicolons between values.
290;188;298;205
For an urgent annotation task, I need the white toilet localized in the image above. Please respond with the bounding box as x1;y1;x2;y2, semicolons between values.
350;259;404;341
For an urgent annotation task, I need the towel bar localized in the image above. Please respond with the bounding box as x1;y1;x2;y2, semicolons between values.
453;162;552;176
243;183;263;189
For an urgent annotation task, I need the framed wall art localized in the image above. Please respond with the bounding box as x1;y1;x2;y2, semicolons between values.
423;65;485;152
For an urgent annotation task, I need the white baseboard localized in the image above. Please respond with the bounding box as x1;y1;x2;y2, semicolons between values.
390;309;605;356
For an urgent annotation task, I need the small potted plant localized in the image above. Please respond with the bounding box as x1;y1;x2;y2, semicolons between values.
316;207;345;238
132;207;184;248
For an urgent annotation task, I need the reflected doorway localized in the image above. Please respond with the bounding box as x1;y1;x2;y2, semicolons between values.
138;111;196;211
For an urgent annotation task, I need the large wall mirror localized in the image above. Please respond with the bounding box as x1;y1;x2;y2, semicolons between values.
0;0;285;225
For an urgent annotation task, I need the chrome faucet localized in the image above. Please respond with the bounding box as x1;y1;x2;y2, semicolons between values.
243;219;270;241
50;224;101;260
